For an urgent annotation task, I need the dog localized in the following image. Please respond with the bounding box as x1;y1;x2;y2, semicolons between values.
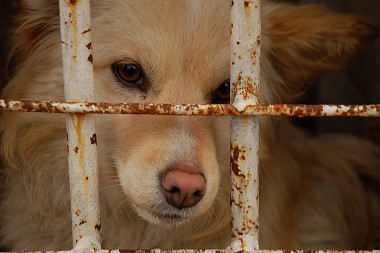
0;0;379;251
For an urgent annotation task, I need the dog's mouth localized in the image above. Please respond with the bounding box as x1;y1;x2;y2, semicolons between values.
132;202;196;226
152;211;187;222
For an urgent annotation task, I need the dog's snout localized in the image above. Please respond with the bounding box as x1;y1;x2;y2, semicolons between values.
161;170;206;209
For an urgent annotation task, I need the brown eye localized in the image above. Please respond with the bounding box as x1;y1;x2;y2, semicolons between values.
112;60;145;89
212;80;230;104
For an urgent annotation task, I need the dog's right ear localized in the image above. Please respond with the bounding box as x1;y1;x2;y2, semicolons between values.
265;3;379;101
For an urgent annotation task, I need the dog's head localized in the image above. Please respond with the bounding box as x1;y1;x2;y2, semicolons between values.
4;0;378;227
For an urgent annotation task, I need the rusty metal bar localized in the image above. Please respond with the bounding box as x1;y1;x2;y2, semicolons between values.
1;99;379;117
8;250;380;253
59;0;101;251
229;0;261;251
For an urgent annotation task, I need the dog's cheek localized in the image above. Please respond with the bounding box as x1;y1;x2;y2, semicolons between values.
198;149;221;214
193;119;227;210
213;116;231;173
115;127;171;205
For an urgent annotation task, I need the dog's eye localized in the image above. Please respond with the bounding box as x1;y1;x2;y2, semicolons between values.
212;80;230;104
112;60;145;90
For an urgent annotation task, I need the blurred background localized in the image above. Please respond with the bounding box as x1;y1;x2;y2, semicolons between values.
293;0;380;145
0;1;379;143
0;1;18;89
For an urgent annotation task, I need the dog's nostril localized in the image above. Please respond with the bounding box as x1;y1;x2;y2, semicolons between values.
168;187;181;193
194;190;203;197
162;170;206;209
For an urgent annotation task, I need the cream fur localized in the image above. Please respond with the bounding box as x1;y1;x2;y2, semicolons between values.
0;0;379;251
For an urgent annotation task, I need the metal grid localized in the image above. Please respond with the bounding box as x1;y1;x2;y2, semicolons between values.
0;0;379;252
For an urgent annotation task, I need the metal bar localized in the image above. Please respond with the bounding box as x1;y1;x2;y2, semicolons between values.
7;250;380;253
1;100;379;117
59;0;101;251
229;0;261;252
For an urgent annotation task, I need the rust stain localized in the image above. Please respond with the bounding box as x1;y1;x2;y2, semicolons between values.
250;48;257;65
244;172;251;188
230;195;243;209
90;133;97;145
79;219;87;225
69;12;78;61
82;28;91;34
231;71;243;104
244;0;251;16
71;114;86;176
231;145;246;179
256;35;261;45
88;54;93;63
231;145;240;176
241;76;259;101
95;222;101;232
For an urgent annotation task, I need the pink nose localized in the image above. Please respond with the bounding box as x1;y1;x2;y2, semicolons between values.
161;170;206;209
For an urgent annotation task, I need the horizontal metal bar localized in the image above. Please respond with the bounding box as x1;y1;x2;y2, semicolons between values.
0;99;379;117
5;249;380;253
117;251;380;253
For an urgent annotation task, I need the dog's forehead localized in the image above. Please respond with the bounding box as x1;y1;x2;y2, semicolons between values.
92;0;231;89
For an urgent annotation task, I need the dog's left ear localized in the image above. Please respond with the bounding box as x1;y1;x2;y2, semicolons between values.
12;0;60;59
266;4;379;99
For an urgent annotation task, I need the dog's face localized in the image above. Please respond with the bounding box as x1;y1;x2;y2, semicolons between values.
4;0;377;227
89;0;231;225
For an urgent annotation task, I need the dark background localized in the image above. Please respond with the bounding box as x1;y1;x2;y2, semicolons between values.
0;1;18;88
293;0;380;145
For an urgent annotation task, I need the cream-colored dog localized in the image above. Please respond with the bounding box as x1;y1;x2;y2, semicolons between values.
1;0;379;251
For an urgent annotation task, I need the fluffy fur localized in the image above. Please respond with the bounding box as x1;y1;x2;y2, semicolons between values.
0;0;379;251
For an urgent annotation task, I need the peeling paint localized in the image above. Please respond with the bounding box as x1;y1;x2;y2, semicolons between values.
90;134;97;145
0;99;379;117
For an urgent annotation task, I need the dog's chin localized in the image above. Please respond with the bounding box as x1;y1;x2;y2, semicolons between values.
132;204;197;228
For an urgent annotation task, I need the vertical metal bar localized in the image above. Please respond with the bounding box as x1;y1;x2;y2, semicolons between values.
59;0;101;251
230;0;261;252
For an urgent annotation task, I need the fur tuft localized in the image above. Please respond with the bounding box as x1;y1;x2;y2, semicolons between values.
266;4;379;101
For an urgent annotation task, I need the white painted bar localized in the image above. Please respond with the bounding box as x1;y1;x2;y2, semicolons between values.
59;0;101;251
230;0;261;251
